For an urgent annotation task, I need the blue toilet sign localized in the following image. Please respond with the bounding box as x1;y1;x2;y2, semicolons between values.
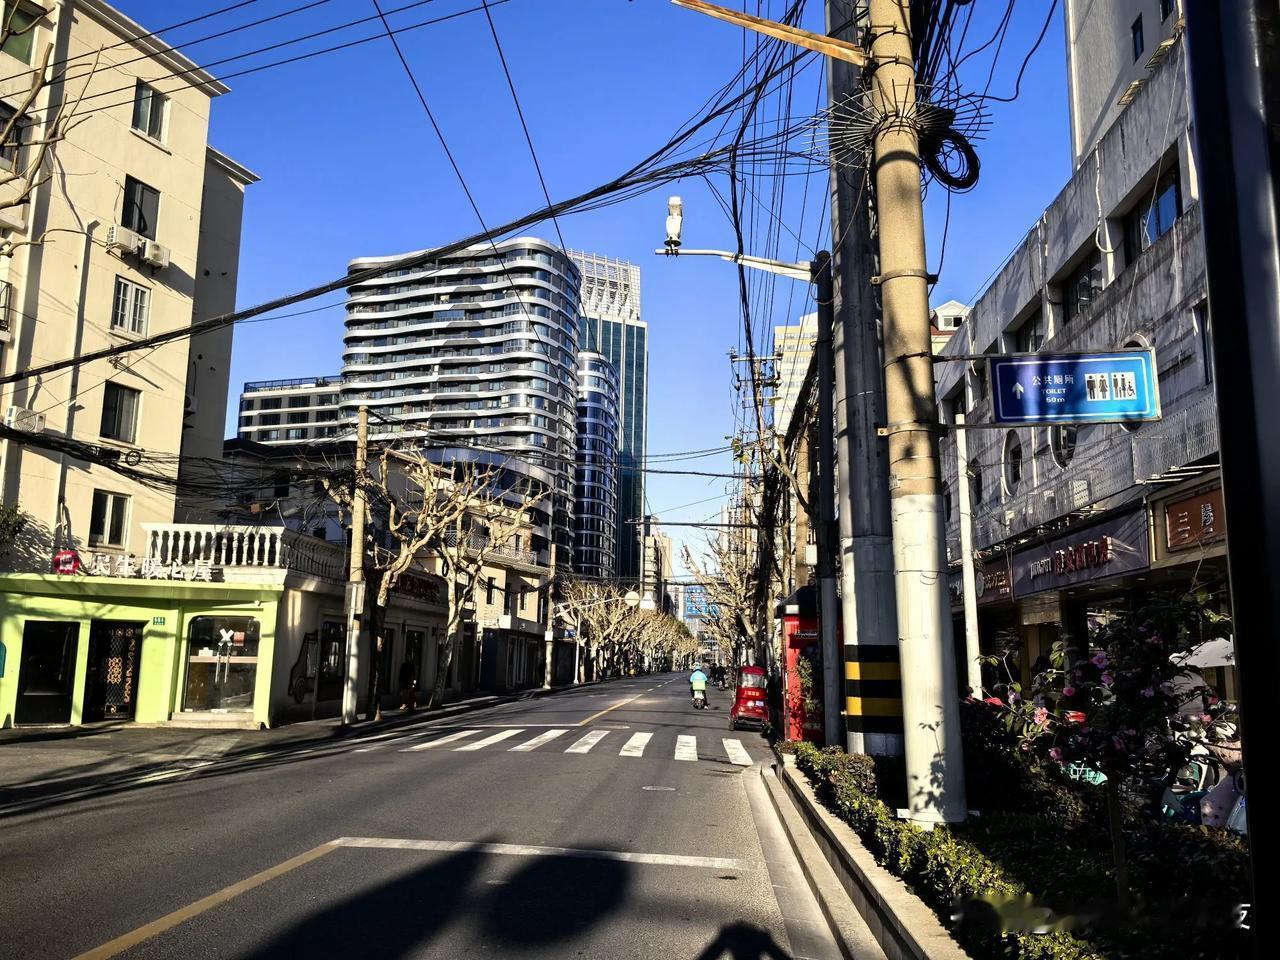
988;350;1160;425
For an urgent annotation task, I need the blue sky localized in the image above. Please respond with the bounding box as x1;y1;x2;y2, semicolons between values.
114;0;1070;571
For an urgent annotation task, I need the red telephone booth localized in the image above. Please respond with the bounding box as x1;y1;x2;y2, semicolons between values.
777;586;825;744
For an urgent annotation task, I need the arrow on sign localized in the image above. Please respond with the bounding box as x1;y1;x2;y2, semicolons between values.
1013;382;1025;398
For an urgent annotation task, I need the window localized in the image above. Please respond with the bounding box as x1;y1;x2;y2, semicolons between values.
1195;301;1214;385
111;277;150;335
131;81;166;140
288;395;311;408
287;411;308;424
1;3;36;64
90;490;129;546
263;429;281;441
1051;425;1078;468
1015;310;1045;353
1124;166;1181;264
1003;432;1024;496
121;175;159;240
486;577;495;605
100;382;140;443
1063;250;1104;324
1131;15;1144;61
258;413;280;426
1160;0;1174;22
286;428;306;441
260;397;282;410
0;100;23;170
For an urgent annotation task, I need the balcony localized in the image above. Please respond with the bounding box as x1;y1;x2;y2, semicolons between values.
142;524;347;581
441;529;548;570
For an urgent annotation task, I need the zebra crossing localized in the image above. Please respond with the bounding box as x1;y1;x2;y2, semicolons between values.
380;727;756;766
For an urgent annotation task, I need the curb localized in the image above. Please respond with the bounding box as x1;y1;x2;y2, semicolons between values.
768;747;973;960
760;762;888;960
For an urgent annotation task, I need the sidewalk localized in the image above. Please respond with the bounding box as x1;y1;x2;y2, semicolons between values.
0;679;609;813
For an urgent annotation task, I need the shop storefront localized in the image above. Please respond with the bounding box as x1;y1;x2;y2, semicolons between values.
949;553;1017;688
1009;506;1151;672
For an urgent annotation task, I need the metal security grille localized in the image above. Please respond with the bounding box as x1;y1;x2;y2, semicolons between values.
93;622;143;719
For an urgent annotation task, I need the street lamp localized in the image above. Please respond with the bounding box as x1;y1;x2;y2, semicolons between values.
655;197;843;749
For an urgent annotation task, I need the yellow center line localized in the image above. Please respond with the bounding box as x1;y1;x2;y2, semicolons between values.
72;841;341;960
578;692;646;726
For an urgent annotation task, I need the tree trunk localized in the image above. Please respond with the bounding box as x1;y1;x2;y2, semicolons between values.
1105;776;1131;912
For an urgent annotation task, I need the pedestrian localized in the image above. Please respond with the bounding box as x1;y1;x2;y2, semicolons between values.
399;657;418;712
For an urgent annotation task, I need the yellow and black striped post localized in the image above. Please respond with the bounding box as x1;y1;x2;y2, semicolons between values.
844;644;903;737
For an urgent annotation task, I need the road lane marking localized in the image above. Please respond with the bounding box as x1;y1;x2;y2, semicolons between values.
454;729;522;751
578;692;646;726
72;841;340;960
334;837;750;870
723;739;752;766
619;732;652;757
402;730;479;752
675;735;699;762
509;729;568;752
565;730;610;754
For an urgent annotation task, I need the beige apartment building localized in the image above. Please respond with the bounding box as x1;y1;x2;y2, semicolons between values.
0;0;256;565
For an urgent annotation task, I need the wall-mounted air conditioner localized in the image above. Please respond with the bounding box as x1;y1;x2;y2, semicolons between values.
105;224;143;256
4;406;46;433
141;240;170;269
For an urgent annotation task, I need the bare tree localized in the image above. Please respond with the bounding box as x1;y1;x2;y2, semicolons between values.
683;537;758;667
326;448;546;720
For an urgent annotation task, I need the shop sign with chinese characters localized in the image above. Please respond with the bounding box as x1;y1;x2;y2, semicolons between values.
69;552;222;582
1165;486;1226;552
1012;509;1150;597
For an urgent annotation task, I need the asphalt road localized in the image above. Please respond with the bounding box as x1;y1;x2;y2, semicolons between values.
0;675;872;960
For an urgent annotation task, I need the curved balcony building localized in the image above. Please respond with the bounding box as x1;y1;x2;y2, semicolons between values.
341;237;581;562
573;352;620;580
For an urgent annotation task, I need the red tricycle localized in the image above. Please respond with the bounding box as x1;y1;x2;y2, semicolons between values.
729;665;769;731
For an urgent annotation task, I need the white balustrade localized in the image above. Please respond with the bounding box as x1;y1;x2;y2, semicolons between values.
141;524;347;580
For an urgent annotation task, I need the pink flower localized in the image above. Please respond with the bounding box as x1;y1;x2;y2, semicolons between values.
1019;741;1031;752
1200;714;1213;726
1063;686;1076;697
1090;652;1110;668
1008;691;1022;703
1033;707;1049;727
1101;674;1114;687
1049;747;1063;763
1140;686;1155;698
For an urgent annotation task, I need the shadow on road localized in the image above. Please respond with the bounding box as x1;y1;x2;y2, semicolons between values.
694;921;791;959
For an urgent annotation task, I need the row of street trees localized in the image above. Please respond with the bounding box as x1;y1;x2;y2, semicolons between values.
558;578;698;676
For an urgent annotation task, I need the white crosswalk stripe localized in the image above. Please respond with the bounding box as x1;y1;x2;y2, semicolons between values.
509;729;569;752
565;730;611;754
455;729;523;751
402;730;479;752
619;732;652;757
723;738;752;766
674;735;699;762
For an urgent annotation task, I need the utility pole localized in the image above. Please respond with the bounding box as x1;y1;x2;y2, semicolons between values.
867;0;966;823
954;411;982;695
1184;0;1280;942
826;0;903;757
342;405;369;725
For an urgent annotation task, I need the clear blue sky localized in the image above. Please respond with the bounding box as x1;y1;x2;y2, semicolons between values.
114;0;1069;571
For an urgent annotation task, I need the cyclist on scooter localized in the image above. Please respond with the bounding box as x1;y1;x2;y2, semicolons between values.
690;664;709;704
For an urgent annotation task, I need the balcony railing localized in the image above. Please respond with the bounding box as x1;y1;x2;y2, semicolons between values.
441;528;546;568
142;524;347;580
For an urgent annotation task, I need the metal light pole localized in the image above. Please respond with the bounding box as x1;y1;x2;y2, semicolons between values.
656;203;843;747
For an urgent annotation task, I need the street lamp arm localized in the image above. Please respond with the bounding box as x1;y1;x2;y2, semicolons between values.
653;248;811;281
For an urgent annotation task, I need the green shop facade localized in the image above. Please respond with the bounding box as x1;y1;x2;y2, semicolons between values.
0;569;449;729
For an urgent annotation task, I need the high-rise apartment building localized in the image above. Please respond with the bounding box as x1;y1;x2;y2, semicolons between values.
570;251;647;581
772;312;817;435
341;237;582;562
237;376;344;444
573;351;619;580
0;0;255;559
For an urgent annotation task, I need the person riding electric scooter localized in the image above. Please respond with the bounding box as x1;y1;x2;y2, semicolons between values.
690;665;709;709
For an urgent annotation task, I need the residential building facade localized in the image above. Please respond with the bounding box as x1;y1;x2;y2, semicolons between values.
772;312;816;435
342;237;581;566
236;376;344;445
570;251;647;581
935;9;1228;695
0;0;255;561
572;350;619;580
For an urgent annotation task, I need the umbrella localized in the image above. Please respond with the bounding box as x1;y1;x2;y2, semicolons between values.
1175;637;1237;670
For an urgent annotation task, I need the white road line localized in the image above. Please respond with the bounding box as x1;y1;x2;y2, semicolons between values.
334;836;751;871
619;732;652;757
723;738;752;766
674;735;699;762
454;729;523;752
565;730;611;754
509;729;568;752
402;730;479;752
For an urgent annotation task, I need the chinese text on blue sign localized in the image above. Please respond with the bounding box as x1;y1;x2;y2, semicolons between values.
987;351;1160;425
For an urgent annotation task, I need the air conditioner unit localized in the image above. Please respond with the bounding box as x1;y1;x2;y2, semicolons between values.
105;224;142;256
4;406;46;433
141;240;170;269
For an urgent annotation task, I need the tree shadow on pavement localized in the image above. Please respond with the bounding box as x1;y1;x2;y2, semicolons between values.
693;921;791;959
480;853;631;947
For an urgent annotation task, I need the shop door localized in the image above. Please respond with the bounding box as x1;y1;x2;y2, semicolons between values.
184;616;261;712
83;621;145;722
14;621;79;725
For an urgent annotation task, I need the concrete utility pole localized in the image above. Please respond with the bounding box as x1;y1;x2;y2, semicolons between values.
826;0;903;757
342;405;369;725
954;411;983;695
866;0;966;823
